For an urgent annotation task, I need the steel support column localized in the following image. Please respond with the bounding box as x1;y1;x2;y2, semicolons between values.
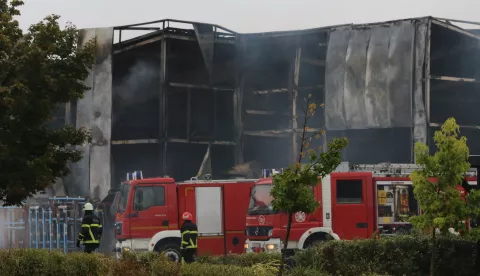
425;20;432;124
233;37;245;165
160;39;168;176
292;45;302;163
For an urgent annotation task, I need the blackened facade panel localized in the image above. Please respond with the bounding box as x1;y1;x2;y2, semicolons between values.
325;28;350;130
344;29;369;129
387;22;414;127
413;20;428;145
365;26;391;128
325;21;416;130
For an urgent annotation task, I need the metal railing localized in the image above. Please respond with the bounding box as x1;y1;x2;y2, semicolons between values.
0;197;105;254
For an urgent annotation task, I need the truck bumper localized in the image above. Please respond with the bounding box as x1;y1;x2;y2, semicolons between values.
115;239;149;259
244;238;282;254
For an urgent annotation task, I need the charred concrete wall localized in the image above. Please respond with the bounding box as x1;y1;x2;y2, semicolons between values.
68;27;114;202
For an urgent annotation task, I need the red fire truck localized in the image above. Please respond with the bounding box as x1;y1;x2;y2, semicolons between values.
244;163;478;253
114;172;255;261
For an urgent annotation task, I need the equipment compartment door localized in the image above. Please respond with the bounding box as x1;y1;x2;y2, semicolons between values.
195;186;224;255
331;172;373;239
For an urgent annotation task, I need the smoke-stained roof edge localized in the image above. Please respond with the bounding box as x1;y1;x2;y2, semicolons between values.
114;18;236;34
110;16;480;53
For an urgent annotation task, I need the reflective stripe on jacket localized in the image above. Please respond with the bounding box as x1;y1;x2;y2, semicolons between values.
180;221;198;249
77;213;102;244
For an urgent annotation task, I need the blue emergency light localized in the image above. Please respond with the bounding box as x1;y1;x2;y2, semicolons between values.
126;171;143;180
261;168;284;178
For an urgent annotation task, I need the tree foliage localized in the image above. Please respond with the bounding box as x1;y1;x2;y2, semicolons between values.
410;118;473;234
270;94;348;275
0;0;94;205
410;117;480;275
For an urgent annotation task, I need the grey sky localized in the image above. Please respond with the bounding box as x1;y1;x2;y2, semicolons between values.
18;0;480;33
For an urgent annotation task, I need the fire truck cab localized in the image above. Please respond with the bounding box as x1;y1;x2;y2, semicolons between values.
244;163;477;253
114;171;255;261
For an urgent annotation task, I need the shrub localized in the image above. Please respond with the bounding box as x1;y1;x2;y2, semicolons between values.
182;262;276;276
293;235;479;276
2;236;478;276
197;252;281;266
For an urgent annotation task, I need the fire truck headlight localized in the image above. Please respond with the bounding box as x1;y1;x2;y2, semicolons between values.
122;247;130;252
268;229;273;237
266;244;277;251
244;243;249;249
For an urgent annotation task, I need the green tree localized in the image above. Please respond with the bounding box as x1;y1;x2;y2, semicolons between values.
0;0;94;205
410;117;480;275
270;95;348;276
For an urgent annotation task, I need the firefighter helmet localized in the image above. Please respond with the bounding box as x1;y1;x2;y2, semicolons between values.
83;202;94;211
182;212;193;220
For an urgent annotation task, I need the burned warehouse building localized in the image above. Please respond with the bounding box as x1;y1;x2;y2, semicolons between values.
49;17;480;203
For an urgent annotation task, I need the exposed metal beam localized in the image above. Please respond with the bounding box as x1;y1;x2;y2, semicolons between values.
252;88;289;94
425;20;432;124
167;138;235;145
252;85;324;95
160;39;168;176
113;36;162;54
431;19;480;41
113;34;234;55
292;47;302;162
187;89;191;142
244;128;323;137
113;18;236;34
429;75;478;83
244;110;289;115
430;123;480;130
435;17;480;27
244;130;291;138
111;139;159;145
117;27;161;31
233;38;245;165
169;82;234;91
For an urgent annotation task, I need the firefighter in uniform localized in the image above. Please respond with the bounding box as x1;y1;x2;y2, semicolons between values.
180;212;198;264
76;202;102;253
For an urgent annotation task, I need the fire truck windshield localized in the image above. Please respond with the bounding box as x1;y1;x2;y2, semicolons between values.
248;184;277;215
118;182;130;212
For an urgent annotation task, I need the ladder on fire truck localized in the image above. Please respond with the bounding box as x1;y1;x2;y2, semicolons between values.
347;162;477;177
261;163;477;178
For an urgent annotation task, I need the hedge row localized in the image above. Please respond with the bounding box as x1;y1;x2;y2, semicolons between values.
0;249;282;276
292;235;480;276
198;235;480;276
1;235;479;276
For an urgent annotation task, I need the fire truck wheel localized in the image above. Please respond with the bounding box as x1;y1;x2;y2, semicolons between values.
303;237;326;249
156;243;182;263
